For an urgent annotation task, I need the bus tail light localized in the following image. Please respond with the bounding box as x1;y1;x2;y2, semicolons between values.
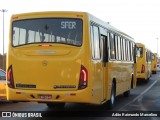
141;64;145;73
78;65;88;90
7;65;15;88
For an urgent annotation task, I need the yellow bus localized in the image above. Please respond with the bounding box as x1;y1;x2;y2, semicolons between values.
7;11;137;109
136;43;152;82
151;53;157;74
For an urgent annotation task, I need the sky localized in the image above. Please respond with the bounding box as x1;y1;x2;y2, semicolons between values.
0;0;160;55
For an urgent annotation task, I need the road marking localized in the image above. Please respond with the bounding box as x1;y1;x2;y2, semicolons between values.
119;79;158;111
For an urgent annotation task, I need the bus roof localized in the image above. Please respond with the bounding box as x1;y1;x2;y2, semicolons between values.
88;13;134;41
136;43;151;51
12;11;134;41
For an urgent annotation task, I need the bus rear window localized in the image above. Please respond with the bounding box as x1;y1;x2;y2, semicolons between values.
137;47;143;57
12;18;83;47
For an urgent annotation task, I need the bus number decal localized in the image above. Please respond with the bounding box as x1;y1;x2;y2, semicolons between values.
61;21;76;29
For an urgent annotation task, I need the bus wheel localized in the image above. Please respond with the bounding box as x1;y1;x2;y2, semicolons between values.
12;101;18;103
144;78;149;83
46;102;65;109
153;71;157;74
107;82;116;109
145;79;149;83
123;90;130;97
131;77;134;89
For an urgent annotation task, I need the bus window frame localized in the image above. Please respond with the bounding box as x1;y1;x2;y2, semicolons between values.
12;18;83;47
108;31;116;61
136;47;143;58
90;23;101;60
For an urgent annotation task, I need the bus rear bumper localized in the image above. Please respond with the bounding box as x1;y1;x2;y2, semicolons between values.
7;88;93;104
152;70;157;74
136;73;147;80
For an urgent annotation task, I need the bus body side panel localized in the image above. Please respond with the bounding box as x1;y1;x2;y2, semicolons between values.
108;62;133;97
89;60;105;104
118;62;133;95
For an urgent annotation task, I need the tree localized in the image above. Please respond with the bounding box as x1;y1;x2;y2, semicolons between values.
0;54;2;69
0;53;6;70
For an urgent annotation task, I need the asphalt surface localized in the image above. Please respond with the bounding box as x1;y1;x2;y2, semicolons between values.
0;72;160;120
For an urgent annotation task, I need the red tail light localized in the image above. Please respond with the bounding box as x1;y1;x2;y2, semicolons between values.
78;65;88;90
7;65;15;88
141;64;145;73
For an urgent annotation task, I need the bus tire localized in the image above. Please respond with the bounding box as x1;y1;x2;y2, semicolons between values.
153;71;156;74
46;102;65;109
145;78;149;83
131;76;134;89
107;82;116;109
123;90;130;97
12;101;18;103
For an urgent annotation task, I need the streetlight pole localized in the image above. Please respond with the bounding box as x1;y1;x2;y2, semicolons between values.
157;38;159;57
0;9;7;70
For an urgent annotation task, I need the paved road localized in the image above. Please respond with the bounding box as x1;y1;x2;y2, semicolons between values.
0;72;160;119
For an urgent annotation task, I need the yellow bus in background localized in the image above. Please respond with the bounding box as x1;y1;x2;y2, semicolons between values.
151;53;157;74
7;11;137;109
136;43;152;82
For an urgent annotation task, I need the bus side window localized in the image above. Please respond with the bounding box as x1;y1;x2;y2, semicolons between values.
90;25;95;59
129;41;133;61
126;40;129;61
99;27;108;62
117;36;121;60
123;38;126;61
101;35;108;62
120;37;124;60
90;25;101;60
114;35;118;60
108;32;115;60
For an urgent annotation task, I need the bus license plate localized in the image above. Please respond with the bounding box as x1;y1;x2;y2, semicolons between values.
38;94;52;100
